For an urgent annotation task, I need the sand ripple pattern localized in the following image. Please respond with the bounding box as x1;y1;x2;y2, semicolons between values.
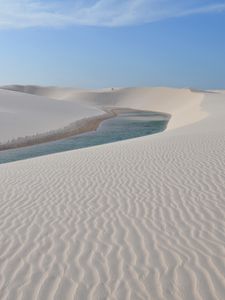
0;132;225;299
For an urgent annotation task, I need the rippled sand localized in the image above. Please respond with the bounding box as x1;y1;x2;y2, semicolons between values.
0;87;224;299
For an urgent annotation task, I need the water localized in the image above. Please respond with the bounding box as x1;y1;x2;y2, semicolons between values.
0;111;169;164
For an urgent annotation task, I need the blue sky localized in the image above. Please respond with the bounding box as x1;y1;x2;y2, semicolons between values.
0;0;225;89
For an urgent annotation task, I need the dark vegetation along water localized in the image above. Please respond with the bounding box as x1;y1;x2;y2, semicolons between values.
0;110;170;164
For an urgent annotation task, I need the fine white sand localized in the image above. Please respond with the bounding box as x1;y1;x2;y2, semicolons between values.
0;88;103;144
0;87;225;300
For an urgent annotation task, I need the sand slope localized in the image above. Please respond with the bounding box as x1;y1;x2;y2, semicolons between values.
0;88;225;299
0;88;102;143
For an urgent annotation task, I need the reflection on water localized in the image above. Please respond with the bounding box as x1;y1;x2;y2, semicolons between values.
0;111;169;164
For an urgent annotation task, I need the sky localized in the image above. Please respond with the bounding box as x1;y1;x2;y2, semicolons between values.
0;0;225;89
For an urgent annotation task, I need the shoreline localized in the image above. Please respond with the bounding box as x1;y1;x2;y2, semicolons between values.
0;109;116;151
0;107;170;152
0;107;140;151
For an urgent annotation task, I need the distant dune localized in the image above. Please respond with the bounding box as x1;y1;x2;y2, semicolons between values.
0;86;225;299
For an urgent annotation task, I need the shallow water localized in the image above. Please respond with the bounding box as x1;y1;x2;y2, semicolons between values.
0;111;169;164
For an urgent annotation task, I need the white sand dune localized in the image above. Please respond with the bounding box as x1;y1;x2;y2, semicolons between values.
0;88;103;144
0;87;225;299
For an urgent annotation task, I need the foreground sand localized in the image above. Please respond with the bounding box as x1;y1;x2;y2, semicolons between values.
0;87;225;299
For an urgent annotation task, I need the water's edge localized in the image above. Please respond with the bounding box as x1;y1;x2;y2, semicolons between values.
0;109;116;151
0;108;170;164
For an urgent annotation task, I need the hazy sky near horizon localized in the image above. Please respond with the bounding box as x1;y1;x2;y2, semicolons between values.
0;0;225;89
